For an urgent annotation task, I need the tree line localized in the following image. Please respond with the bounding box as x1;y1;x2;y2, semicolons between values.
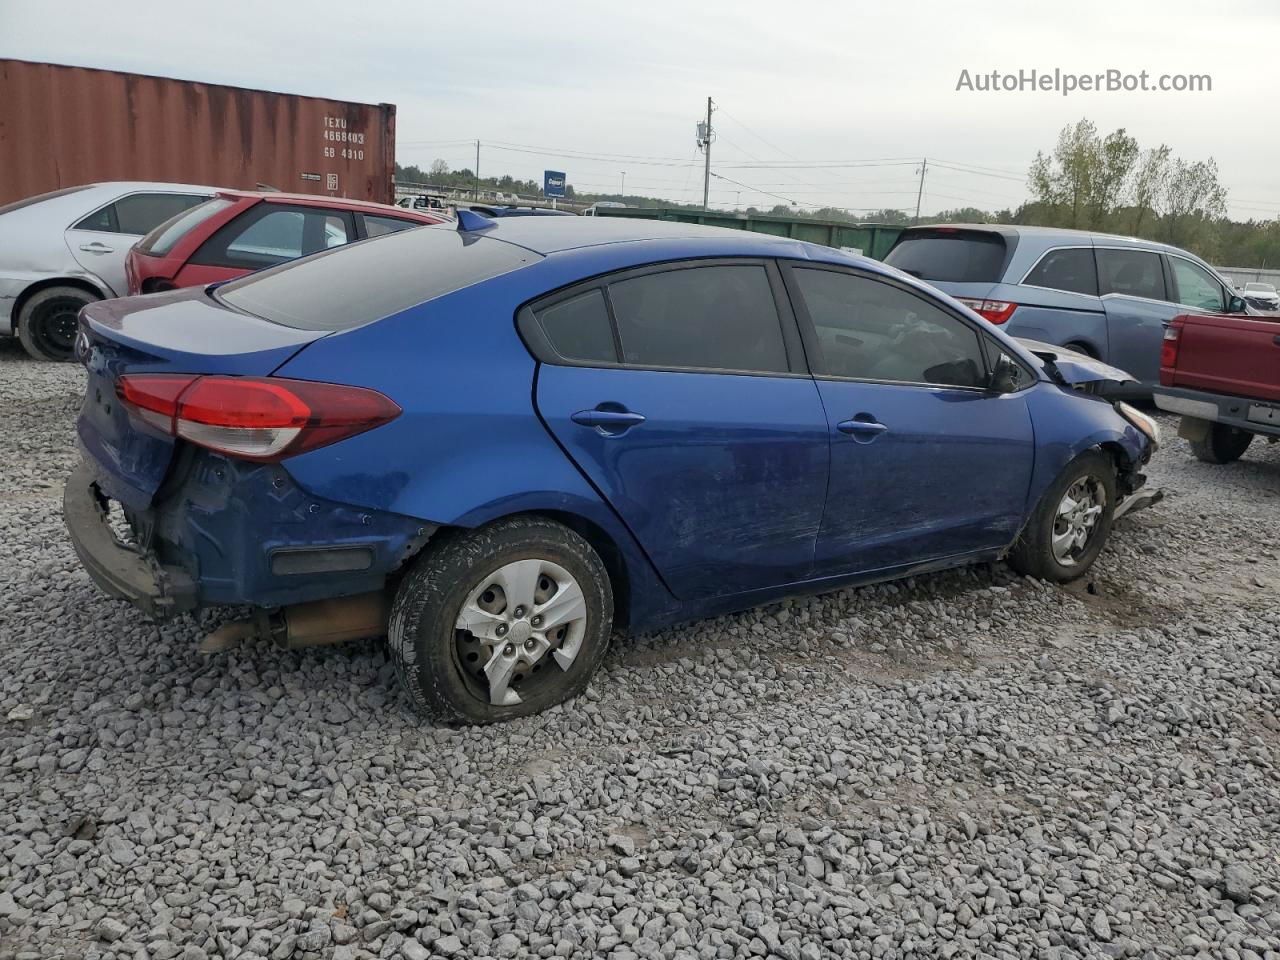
398;121;1278;267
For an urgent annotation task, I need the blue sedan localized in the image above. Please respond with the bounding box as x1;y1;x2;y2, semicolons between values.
65;214;1160;723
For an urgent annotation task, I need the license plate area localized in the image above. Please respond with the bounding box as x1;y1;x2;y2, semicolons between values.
1247;402;1280;426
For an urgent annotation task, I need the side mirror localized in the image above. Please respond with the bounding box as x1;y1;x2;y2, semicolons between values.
989;354;1022;393
1227;294;1247;313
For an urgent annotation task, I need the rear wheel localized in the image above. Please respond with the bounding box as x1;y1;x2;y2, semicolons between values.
1008;450;1116;582
17;286;97;362
388;516;613;724
1189;422;1253;464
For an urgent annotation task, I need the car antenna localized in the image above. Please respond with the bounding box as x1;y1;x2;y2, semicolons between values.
456;209;496;232
255;182;281;192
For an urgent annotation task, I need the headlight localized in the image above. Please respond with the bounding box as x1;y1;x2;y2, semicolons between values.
1116;401;1160;448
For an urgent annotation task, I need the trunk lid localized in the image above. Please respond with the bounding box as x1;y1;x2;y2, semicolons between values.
76;286;325;509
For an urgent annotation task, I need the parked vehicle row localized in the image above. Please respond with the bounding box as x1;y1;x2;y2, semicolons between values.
0;182;442;361
65;215;1160;723
883;225;1248;389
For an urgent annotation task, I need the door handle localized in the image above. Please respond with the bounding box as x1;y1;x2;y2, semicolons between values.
837;417;888;439
78;242;114;253
571;407;646;433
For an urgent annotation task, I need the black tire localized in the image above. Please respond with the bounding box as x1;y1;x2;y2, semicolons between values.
17;286;97;362
1188;422;1253;464
1008;450;1117;582
388;516;613;724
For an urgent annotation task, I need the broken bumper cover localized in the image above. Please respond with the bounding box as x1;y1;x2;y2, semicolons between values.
1114;485;1164;521
63;461;196;619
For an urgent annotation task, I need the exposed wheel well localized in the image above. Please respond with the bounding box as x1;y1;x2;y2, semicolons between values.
1097;440;1139;495
405;511;633;628
528;510;631;628
12;277;107;328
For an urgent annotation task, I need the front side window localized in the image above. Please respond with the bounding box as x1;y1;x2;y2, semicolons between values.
1097;248;1165;301
1169;257;1226;311
792;268;987;388
193;206;352;270
1023;247;1098;296
73;192;209;235
606;264;788;373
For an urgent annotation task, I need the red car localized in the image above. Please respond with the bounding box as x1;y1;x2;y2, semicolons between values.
125;191;443;295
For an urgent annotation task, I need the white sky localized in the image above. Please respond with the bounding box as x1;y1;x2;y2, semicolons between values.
3;0;1276;220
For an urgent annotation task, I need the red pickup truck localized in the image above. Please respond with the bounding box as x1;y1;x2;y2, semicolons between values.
1154;312;1280;462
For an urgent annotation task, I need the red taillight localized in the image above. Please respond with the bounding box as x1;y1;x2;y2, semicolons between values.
116;375;401;461
1160;325;1181;374
956;298;1019;325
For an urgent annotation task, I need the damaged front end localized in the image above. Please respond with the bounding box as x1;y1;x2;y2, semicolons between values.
1014;338;1164;521
1014;338;1140;399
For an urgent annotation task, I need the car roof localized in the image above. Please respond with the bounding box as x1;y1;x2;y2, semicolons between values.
88;181;224;194
899;221;1198;257
215;189;432;215
468;215;818;257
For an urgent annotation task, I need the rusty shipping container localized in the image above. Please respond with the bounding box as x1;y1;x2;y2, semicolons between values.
0;59;397;206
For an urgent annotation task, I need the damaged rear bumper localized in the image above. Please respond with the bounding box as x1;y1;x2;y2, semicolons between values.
63;460;196;619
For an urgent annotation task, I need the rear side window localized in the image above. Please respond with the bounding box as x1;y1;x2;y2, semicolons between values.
792;268;987;388
217;225;540;331
136;197;236;256
74;192;209;235
884;230;1008;282
363;214;421;238
607;265;788;373
192;206;352;270
536;290;616;363
1023;247;1098;296
1097;249;1165;300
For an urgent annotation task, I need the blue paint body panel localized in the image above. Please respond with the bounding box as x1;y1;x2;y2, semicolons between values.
812;381;1034;575
69;217;1153;626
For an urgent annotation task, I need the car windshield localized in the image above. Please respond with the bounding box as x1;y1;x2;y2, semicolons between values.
1245;282;1275;293
884;229;1009;282
136;197;237;256
216;224;541;331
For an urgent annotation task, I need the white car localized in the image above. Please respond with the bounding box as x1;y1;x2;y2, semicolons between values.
1242;281;1280;311
0;182;218;360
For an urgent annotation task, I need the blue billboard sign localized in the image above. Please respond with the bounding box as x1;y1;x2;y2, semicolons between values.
543;170;567;198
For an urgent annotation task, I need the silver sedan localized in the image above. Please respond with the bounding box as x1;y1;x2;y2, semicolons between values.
0;182;219;360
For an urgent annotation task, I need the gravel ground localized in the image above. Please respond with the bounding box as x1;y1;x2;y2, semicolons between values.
1;336;1278;960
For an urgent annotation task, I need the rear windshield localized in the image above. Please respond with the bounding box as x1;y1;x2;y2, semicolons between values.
137;197;236;256
216;224;541;331
0;185;93;217
884;229;1009;283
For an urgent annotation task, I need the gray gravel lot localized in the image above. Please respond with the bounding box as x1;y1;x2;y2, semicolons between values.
1;336;1278;960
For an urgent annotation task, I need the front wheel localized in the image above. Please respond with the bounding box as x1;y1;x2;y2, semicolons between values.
389;516;613;724
1189;422;1253;464
1008;450;1117;582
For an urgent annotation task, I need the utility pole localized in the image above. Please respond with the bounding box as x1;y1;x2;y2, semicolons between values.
474;140;480;201
621;171;626;198
913;157;927;224
702;96;713;211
